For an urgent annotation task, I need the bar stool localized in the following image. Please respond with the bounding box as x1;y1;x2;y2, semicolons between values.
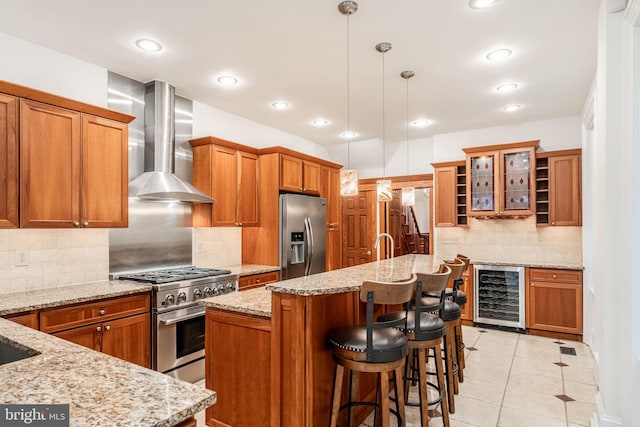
328;274;417;427
418;259;464;413
377;265;452;426
448;254;470;382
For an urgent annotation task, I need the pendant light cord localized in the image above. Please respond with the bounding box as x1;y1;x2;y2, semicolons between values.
346;12;351;169
406;76;409;178
382;51;386;178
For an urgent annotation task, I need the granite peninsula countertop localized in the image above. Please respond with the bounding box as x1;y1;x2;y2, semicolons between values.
200;287;272;317
0;318;216;427
0;280;152;316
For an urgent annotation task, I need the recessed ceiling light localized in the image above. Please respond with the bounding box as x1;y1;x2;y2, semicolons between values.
340;131;357;139
271;101;289;110
502;104;522;112
469;0;499;9
486;48;512;61
411;119;431;128
496;82;519;93
311;118;330;127
135;38;162;52
216;75;238;86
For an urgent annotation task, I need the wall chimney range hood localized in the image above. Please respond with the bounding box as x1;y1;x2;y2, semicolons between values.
128;80;214;203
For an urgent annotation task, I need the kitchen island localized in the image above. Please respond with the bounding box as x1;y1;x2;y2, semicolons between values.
0;316;216;427
201;254;437;427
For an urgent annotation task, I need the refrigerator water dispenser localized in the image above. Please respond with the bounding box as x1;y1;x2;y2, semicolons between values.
290;232;305;264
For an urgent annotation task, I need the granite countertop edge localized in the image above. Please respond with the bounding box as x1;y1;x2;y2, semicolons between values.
470;260;584;270
0;281;152;316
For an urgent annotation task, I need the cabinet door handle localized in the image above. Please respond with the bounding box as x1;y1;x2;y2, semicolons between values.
531;283;535;287
96;326;102;332
553;274;557;279
99;309;106;315
238;222;242;226
365;251;371;256
551;222;555;225
83;221;89;227
256;279;260;284
104;325;111;331
73;222;80;227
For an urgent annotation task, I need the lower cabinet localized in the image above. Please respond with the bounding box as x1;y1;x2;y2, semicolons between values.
238;271;279;291
205;309;271;427
526;268;583;337
459;266;473;322
40;293;151;368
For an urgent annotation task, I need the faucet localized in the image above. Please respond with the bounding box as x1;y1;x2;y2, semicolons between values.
373;233;395;261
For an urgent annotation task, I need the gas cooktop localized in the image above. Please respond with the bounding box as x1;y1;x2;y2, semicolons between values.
115;267;233;284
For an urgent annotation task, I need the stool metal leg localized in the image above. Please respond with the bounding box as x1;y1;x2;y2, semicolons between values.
417;348;430;426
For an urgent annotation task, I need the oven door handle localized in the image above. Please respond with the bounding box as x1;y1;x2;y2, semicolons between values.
159;310;205;326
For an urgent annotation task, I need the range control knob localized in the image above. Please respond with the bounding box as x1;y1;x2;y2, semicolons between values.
226;283;236;292
204;287;214;297
177;292;187;303
164;294;175;306
216;284;225;294
213;287;220;296
193;288;203;299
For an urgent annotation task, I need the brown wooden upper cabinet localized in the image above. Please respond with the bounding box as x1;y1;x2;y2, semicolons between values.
432;161;467;227
535;149;582;226
20;100;129;228
280;154;321;195
0;93;18;228
190;137;259;227
0;81;134;229
464;140;538;218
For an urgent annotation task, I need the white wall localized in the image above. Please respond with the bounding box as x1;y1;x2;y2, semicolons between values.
585;1;640;425
0;32;107;106
192;101;331;161
433;115;583;163
326;136;434;179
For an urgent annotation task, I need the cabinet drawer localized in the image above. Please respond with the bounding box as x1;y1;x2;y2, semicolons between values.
529;268;582;283
40;293;150;333
239;271;279;290
4;312;39;329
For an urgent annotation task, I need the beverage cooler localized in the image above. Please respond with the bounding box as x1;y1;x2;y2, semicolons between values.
473;264;525;329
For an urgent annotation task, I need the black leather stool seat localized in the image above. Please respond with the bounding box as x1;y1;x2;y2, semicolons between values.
445;288;467;305
419;297;461;321
377;311;445;341
328;326;408;362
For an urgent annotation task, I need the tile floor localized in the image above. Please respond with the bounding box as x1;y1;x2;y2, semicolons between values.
360;326;598;427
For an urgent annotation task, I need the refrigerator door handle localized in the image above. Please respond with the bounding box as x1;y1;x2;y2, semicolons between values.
304;217;314;276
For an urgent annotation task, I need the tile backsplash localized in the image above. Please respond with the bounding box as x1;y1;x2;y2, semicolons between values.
0;229;109;294
192;227;242;268
435;216;583;265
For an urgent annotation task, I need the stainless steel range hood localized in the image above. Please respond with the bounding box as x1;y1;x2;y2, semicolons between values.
129;80;214;203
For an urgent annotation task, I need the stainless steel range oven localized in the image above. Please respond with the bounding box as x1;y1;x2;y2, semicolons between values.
115;267;238;383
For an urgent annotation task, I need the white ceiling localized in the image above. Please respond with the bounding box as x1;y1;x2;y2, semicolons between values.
0;0;600;146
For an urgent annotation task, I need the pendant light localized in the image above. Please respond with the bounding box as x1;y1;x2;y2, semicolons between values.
376;42;392;202
401;70;415;207
338;1;359;197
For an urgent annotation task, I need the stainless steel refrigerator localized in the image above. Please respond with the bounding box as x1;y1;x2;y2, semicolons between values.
279;194;326;280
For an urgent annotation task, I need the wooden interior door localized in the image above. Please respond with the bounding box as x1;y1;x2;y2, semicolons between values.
386;190;403;257
342;191;376;267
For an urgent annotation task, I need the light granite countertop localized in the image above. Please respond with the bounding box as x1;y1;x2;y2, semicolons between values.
209;263;280;277
200;287;272;317
470;260;584;270
266;255;441;296
0;280;152;316
0;318;216;427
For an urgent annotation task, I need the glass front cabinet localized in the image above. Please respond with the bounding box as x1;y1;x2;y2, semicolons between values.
464;140;538;218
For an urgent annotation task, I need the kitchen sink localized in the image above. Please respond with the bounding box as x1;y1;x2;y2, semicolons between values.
0;338;40;366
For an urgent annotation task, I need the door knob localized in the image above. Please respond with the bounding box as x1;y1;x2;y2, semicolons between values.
365;251;371;256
